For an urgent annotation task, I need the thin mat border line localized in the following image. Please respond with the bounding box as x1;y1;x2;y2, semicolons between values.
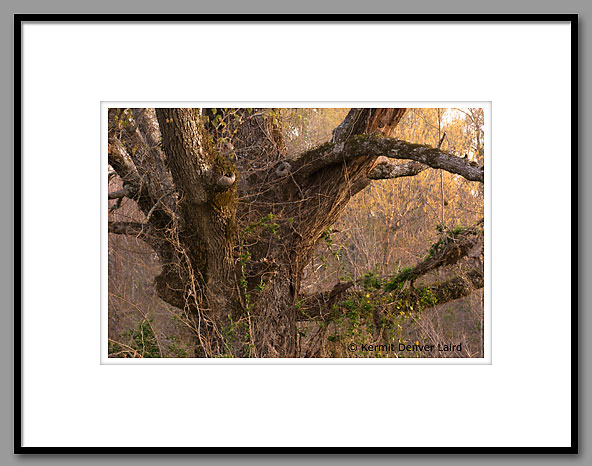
99;100;492;366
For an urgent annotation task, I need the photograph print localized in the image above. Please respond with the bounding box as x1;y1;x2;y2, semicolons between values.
107;107;485;359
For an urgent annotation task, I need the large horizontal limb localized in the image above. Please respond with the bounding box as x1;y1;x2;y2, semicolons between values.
389;221;484;286
108;221;164;252
108;221;149;237
298;268;484;322
293;135;484;183
343;160;430;200
298;221;484;322
398;268;484;312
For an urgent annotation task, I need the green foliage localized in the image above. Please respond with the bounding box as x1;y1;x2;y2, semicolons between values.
318;263;445;358
426;223;480;259
361;271;382;290
167;337;190;358
220;314;255;358
243;212;280;239
384;267;414;292
237;214;280;312
321;227;343;262
419;287;438;308
320;227;351;281
128;318;160;357
109;317;160;358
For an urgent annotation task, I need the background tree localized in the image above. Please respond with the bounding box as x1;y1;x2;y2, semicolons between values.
108;108;484;358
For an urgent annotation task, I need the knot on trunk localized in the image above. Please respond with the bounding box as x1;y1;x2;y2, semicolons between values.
274;161;292;177
216;173;236;188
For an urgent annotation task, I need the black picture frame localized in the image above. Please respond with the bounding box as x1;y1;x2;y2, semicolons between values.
14;13;579;454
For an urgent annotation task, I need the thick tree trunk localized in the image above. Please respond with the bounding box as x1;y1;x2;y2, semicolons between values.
155;108;409;356
152;109;239;355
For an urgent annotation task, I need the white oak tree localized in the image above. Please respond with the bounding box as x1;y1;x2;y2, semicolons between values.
108;108;484;357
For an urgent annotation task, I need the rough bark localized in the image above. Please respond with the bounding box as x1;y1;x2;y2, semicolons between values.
292;134;484;183
368;159;428;180
298;268;484;322
154;108;238;356
397;221;484;284
332;108;406;143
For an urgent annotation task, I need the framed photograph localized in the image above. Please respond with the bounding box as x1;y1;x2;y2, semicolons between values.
103;102;489;363
16;14;577;452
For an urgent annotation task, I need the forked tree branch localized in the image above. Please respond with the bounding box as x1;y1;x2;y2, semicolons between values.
129;109;177;216
294;134;484;183
297;221;484;322
297;268;484;322
332;108;407;143
393;221;484;285
108;137;142;188
107;220;164;251
109;108;179;227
